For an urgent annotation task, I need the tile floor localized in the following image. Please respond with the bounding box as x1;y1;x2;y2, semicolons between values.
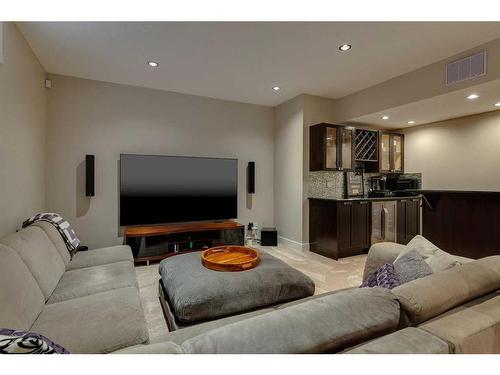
135;244;367;343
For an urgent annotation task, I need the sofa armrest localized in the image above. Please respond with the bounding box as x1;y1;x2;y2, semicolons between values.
363;242;406;282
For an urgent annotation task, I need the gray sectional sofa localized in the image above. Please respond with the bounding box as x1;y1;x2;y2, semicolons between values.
2;220;499;354
0;221;148;353
119;242;500;354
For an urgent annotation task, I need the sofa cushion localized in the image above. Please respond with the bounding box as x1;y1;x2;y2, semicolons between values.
30;221;71;266
393;249;433;284
47;261;139;304
0;245;45;330
67;245;133;270
344;327;450;354
32;287;149;353
160;251;315;323
396;235;461;273
392;256;500;325
419;291;500;354
0;226;66;299
180;287;400;354
0;328;70;354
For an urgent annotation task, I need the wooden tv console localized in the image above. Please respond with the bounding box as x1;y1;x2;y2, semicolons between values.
124;221;245;265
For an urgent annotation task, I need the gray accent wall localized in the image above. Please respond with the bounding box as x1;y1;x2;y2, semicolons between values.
45;75;275;249
0;23;46;237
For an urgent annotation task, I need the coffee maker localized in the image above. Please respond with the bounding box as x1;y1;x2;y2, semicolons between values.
369;176;390;197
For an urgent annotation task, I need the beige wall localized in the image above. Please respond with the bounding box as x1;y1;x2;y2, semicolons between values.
0;23;46;237
336;37;500;122
403;110;500;190
274;96;304;246
46;74;275;249
273;94;339;247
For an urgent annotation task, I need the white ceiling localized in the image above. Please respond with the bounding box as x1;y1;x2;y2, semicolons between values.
17;22;500;106
353;78;500;129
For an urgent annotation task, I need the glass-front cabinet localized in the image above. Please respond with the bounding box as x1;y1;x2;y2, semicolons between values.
340;127;353;170
380;132;404;173
310;123;354;171
392;134;403;172
325;127;338;169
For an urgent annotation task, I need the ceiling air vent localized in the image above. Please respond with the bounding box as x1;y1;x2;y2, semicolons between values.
446;51;486;86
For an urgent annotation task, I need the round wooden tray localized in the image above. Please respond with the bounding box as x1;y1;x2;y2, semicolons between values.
201;246;260;272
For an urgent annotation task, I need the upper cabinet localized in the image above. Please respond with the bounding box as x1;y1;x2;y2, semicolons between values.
310;124;354;171
380;132;404;173
310;124;404;173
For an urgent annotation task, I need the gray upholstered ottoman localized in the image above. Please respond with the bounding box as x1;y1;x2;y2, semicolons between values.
158;250;315;330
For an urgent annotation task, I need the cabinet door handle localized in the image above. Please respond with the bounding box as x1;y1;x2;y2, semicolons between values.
343;202;352;205
359;201;369;205
381;208;388;241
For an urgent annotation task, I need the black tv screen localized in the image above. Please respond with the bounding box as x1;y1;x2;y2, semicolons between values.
120;154;237;226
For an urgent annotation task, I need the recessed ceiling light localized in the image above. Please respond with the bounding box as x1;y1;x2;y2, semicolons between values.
339;44;352;52
407;120;415;124
382;115;389;120
272;86;281;91
466;94;479;100
147;61;159;67
495;102;500;107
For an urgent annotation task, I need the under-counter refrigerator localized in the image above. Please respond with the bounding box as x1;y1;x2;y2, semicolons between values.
371;200;397;244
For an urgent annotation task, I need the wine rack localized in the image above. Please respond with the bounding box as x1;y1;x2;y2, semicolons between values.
354;129;378;162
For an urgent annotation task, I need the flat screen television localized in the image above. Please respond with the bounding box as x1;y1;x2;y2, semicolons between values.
120;154;238;226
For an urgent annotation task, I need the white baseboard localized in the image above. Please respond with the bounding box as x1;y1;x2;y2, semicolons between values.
278;236;310;251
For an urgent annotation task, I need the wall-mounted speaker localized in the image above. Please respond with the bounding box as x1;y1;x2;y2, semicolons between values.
247;161;255;194
85;155;95;197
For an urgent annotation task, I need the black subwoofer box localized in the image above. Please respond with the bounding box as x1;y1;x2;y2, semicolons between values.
260;227;278;246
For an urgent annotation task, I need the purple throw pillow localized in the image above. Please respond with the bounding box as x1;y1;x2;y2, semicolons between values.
0;328;70;354
361;263;400;290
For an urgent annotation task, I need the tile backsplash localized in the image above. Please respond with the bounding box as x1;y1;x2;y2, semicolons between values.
309;171;345;199
308;171;422;199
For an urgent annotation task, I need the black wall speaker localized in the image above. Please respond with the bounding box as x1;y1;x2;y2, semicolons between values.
247;161;255;194
85;155;95;197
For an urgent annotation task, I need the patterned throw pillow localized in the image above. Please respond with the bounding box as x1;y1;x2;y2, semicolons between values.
393;249;433;284
0;329;69;354
361;263;400;289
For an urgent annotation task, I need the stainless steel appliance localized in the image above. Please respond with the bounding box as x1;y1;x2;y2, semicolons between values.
371;200;397;244
385;175;419;192
369;175;419;197
369;175;394;197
